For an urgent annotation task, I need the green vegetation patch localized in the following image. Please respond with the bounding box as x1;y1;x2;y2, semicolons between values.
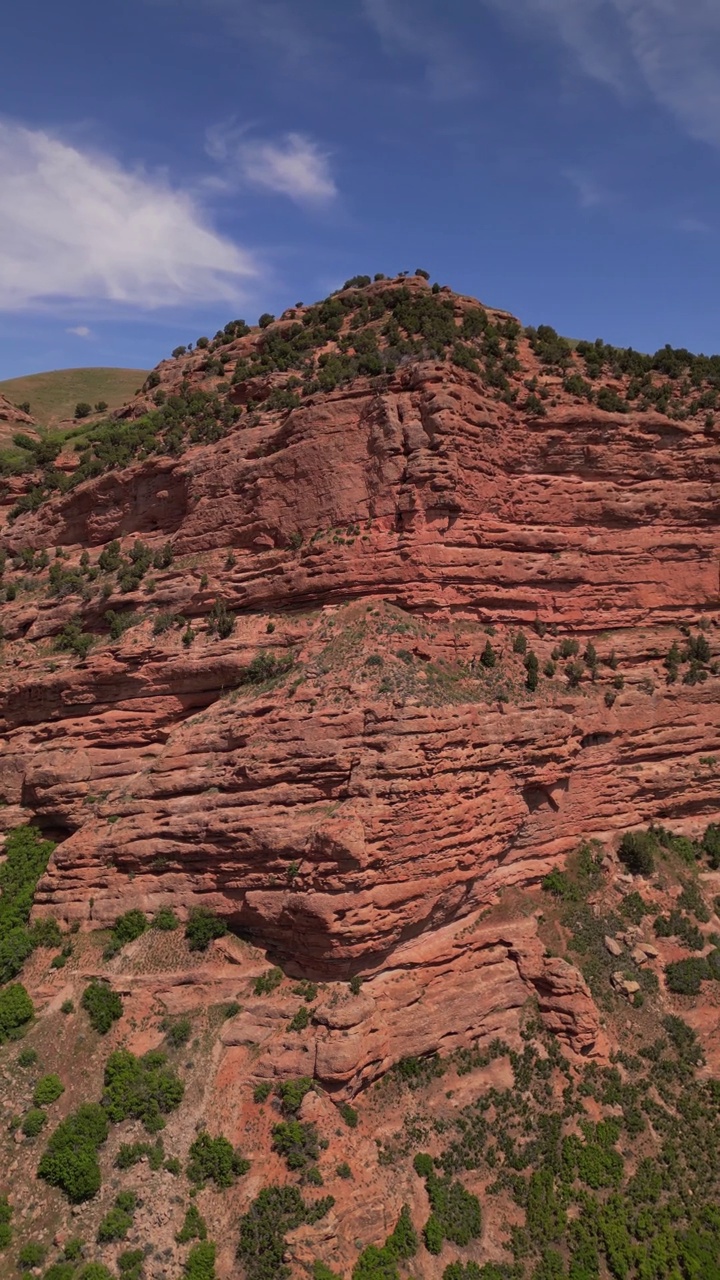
0;367;147;427
81;980;123;1034
38;1103;109;1202
186;1132;250;1189
0;1195;11;1250
102;1048;184;1133
0;825;57;985
0;982;34;1041
237;1186;334;1280
185;908;226;952
103;908;147;959
33;1073;65;1107
97;1190;138;1242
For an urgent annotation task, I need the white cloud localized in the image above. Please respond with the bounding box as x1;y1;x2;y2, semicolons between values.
363;0;479;99
482;0;720;147
206;126;337;204
675;214;711;233
564;168;615;209
0;120;259;312
66;325;92;337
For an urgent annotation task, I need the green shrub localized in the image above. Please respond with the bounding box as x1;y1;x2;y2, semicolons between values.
38;1103;109;1202
665;957;709;995
276;1077;313;1114
654;909;704;951
109;909;147;949
423;1213;444;1254
207;600;235;639
480;640;496;668
77;1266;114;1280
238;1185;334;1280
63;1238;83;1261
115;1140;154;1169
254;966;283;995
620;892;649;924
42;1263;75;1280
596;387;627;414
272;1119;319;1171
118;1250;144;1279
102;1048;184;1132
313;1264;342;1280
185;908;226;951
97;1191;137;1242
81;981;123;1034
18;1047;38;1067
339;1102;358;1128
176;1203;208;1243
153;906;179;930
702;823;720;869
184;1240;217;1280
577;1142;624;1189
56;618;93;659
187;1132;250;1188
163;1016;192;1048
678;877;711;922
289;1005;310;1031
105;609;141;641
19;1241;46;1268
253;1081;273;1103
33;1074;65;1107
0;826;56;984
152;609;180;635
0;984;34;1041
426;1174;481;1246
618;830;657;876
75;402;92;420
22;1107;48;1137
336;1162;352;1179
386;1204;418;1260
0;1195;11;1249
663;1014;704;1066
542;869;571;899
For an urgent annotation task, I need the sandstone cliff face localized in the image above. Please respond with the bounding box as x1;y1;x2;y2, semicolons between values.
1;276;719;1082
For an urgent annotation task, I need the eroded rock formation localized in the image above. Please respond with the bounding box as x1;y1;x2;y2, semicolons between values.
1;275;719;1082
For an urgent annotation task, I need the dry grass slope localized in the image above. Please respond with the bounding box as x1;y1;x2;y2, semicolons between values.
0;368;149;427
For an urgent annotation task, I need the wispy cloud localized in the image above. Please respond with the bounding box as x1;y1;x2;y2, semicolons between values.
66;325;93;337
362;0;480;100
0;119;259;313
564;168;616;210
151;0;333;76
206;125;337;205
482;0;720;147
675;214;711;234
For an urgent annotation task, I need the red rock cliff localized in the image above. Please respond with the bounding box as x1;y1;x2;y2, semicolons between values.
1;275;718;1076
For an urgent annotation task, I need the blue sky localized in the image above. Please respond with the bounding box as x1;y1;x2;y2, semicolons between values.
1;0;720;378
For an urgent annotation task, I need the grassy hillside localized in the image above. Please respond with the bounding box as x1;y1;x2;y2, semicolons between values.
0;367;148;427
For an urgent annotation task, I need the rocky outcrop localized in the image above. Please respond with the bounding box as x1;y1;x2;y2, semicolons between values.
0;394;37;446
1;277;719;1078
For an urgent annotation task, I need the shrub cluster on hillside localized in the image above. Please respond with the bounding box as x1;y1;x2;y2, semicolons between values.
0;825;57;985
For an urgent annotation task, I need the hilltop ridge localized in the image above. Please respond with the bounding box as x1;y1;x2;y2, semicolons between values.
0;272;719;1280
